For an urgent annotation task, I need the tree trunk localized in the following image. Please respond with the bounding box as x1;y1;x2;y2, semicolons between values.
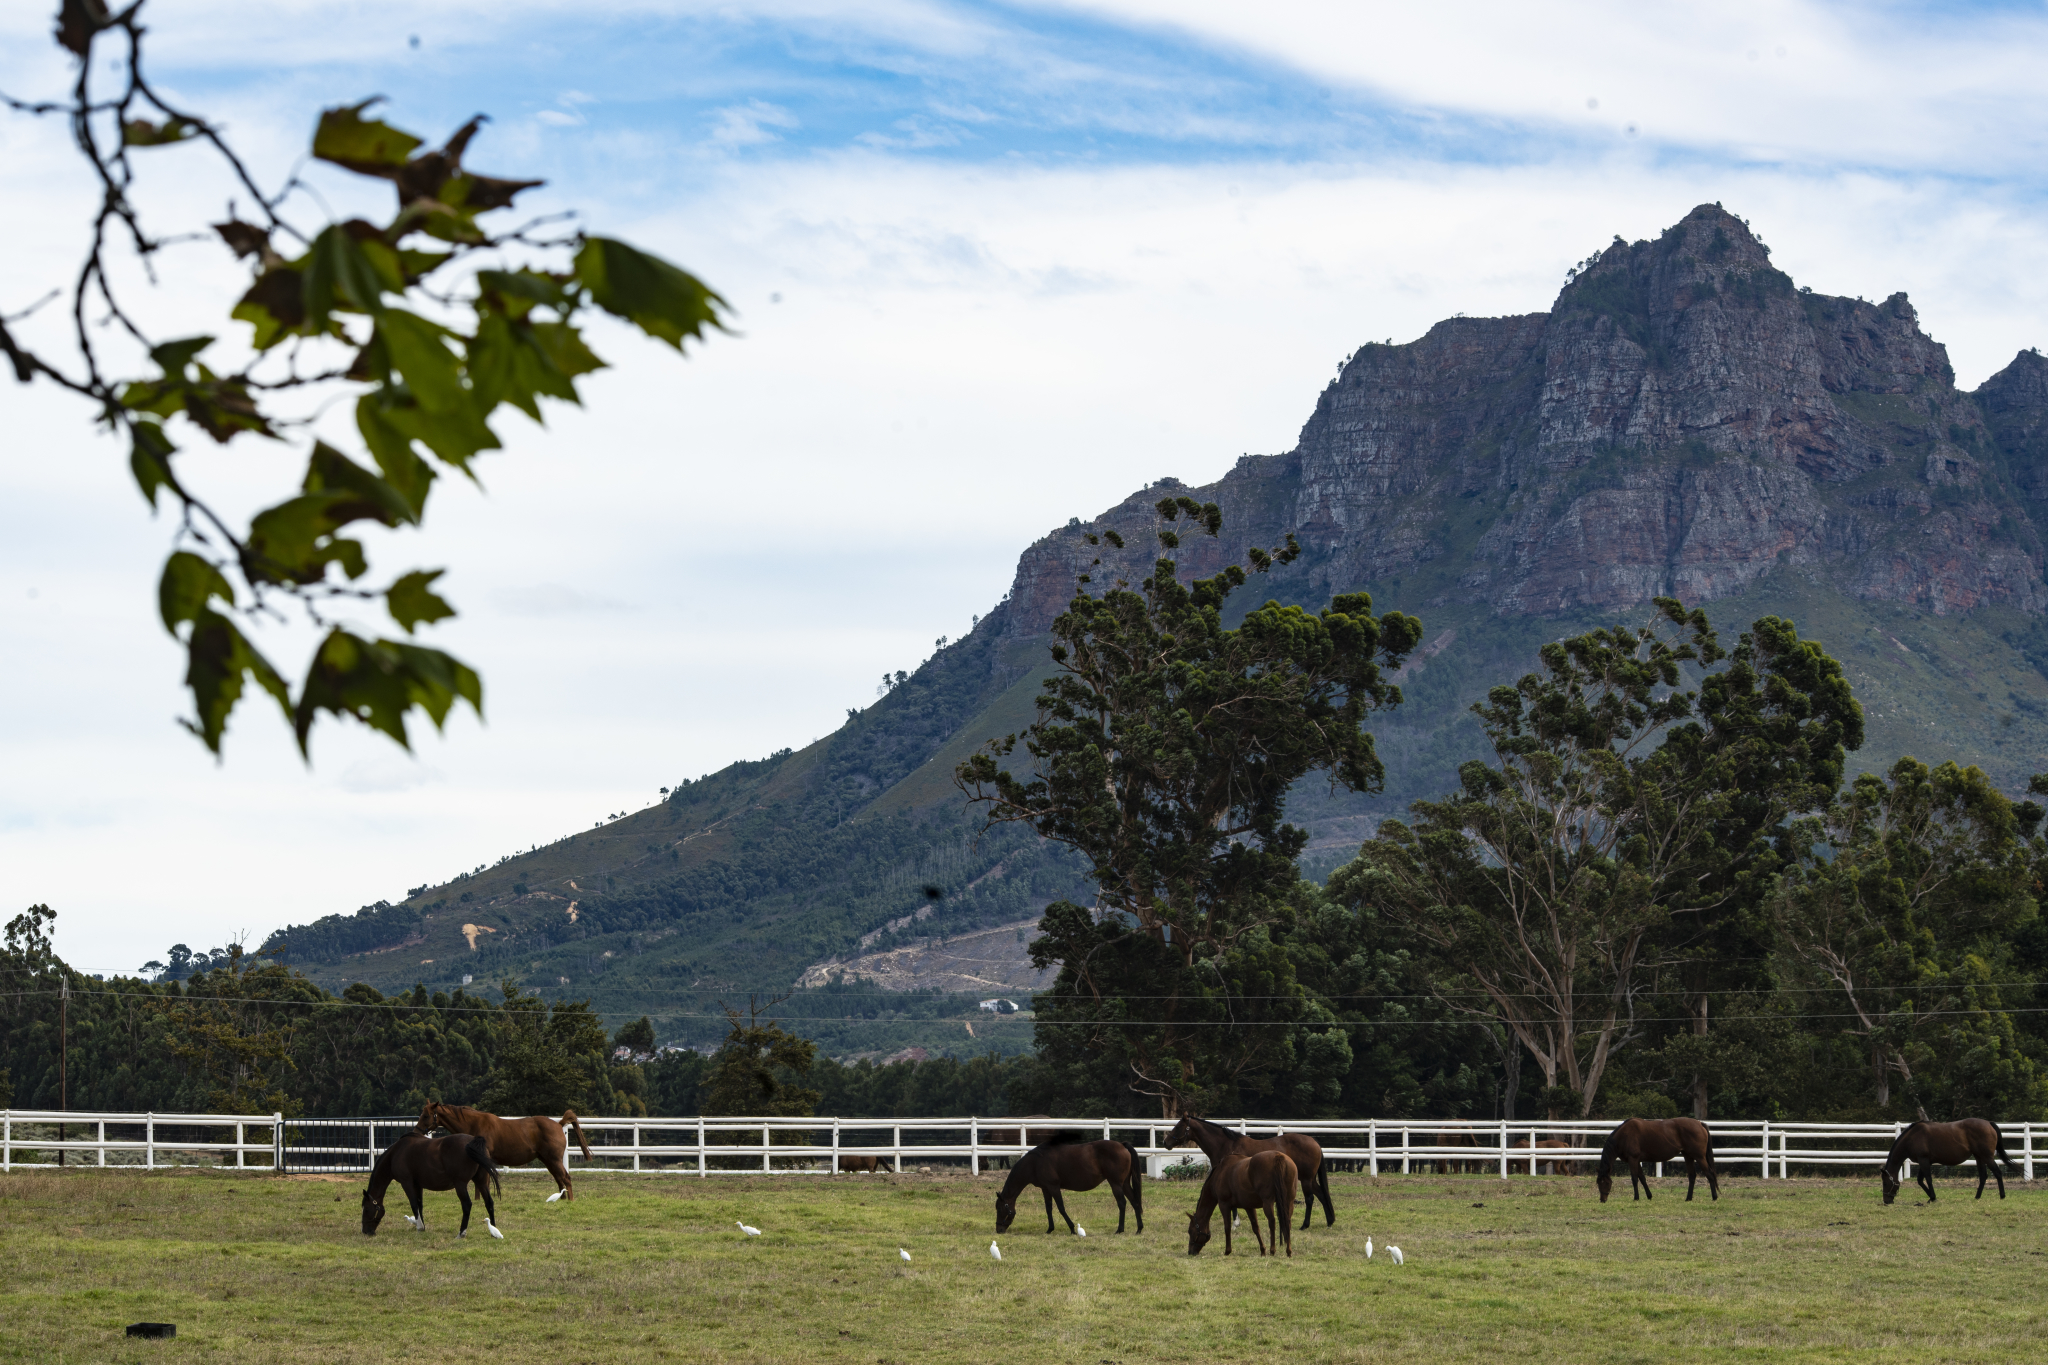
1872;1042;1890;1109
1501;1042;1520;1122
1691;993;1709;1121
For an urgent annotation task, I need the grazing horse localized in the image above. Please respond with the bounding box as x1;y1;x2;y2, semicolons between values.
416;1101;590;1202
1187;1151;1298;1258
1164;1115;1334;1229
994;1136;1144;1235
362;1132;503;1239
1597;1117;1719;1203
1434;1129;1480;1175
1511;1137;1578;1176
1881;1119;2012;1204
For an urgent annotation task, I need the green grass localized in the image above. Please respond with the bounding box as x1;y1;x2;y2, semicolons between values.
3;1166;2043;1363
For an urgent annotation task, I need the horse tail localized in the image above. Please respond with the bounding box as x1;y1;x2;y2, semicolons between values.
466;1135;502;1195
560;1109;592;1160
1993;1122;2019;1176
1119;1142;1145;1219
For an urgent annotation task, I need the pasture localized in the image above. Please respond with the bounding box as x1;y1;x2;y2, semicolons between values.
0;1166;2041;1363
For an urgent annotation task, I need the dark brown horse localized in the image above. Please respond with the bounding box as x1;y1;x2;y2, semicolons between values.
1165;1115;1333;1229
1881;1119;2013;1204
1434;1129;1480;1174
1597;1117;1719;1203
994;1136;1144;1235
362;1132;503;1239
1187;1151;1297;1258
1512;1137;1579;1176
416;1101;590;1202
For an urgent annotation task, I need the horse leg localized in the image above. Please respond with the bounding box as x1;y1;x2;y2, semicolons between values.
1222;1202;1234;1257
407;1179;427;1231
1685;1156;1698;1202
478;1173;503;1238
1042;1187;1056;1234
1112;1180;1127;1233
1633;1159;1651;1201
1993;1152;2007;1200
544;1153;572;1203
457;1182;473;1238
1052;1188;1079;1235
1918;1161;1938;1203
1976;1156;1991;1200
1250;1201;1269;1256
1317;1161;1335;1228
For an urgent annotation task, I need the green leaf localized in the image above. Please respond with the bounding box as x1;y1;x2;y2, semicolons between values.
477;268;569;320
387;569;456;633
245;448;412;585
469;314;602;421
573;237;727;351
234;266;306;350
180;609;291;755
159;551;236;631
375;394;500;475
293;628;481;755
312;100;423;173
376;310;467;412
354;399;438;518
130;421;177;509
302;441;419;526
149;336;215;376
122;117;197;147
303;225;390;322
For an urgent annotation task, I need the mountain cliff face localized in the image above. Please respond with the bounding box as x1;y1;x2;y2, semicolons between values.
272;205;2048;1034
991;204;2047;642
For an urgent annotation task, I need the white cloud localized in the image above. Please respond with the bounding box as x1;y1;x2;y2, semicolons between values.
706;99;803;149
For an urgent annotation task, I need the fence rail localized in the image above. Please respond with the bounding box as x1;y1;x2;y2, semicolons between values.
2;1111;2036;1181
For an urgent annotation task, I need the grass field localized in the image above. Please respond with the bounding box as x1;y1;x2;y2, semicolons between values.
1;1165;2042;1363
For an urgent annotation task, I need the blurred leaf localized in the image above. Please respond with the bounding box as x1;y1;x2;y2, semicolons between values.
373;392;499;475
246;447;413;585
213;219;272;262
303;224;389;322
470;314;601;420
354;400;437;518
159;550;235;630
55;0;108;58
234;266;306;349
387;569;455;633
148;336;215;375
130;420;176;508
376;310;466;412
313;99;422;173
294;628;481;755
179;609;290;754
574;237;727;351
302;440;418;526
477;268;569;320
122;117;197;147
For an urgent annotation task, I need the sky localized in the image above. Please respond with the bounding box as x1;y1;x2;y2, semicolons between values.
4;0;2048;974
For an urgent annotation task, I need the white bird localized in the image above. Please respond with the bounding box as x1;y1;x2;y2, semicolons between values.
546;1191;564;1204
487;1221;505;1241
1365;1237;1373;1260
1388;1245;1405;1265
899;1248;912;1261
990;1242;1002;1261
737;1221;762;1237
1075;1226;1087;1237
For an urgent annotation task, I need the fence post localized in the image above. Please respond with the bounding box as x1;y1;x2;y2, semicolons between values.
1499;1120;1508;1180
893;1125;902;1174
1759;1120;1769;1179
2025;1123;2034;1182
970;1118;980;1177
832;1118;841;1175
1368;1118;1378;1178
235;1120;245;1170
632;1118;642;1173
1400;1125;1410;1175
697;1117;706;1178
762;1123;771;1174
271;1113;282;1173
4;1110;10;1171
96;1118;106;1168
145;1113;154;1170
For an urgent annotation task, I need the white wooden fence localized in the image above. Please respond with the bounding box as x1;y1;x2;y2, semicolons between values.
1;1111;2037;1180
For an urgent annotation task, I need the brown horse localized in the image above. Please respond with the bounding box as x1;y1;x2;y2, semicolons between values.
1597;1117;1719;1203
1881;1119;2013;1204
1187;1151;1298;1258
1511;1137;1578;1176
1432;1129;1479;1174
362;1132;503;1239
416;1101;590;1202
994;1136;1144;1235
836;1153;885;1173
1165;1115;1333;1229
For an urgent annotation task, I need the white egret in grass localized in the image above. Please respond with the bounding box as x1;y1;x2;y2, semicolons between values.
1076;1227;1086;1237
1365;1237;1373;1259
487;1221;505;1240
1388;1245;1404;1265
990;1242;1002;1260
899;1248;912;1262
737;1222;762;1236
547;1191;564;1203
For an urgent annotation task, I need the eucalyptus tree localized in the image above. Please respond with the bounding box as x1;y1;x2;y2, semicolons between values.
956;498;1422;1114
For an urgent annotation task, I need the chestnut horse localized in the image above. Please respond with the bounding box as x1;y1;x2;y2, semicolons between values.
362;1132;503;1239
417;1101;590;1202
1512;1137;1578;1176
1881;1119;2013;1204
1165;1115;1333;1229
995;1136;1144;1234
1187;1151;1297;1258
1597;1117;1719;1203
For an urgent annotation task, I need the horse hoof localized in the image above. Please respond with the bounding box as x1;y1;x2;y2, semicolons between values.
458;1230;466;1239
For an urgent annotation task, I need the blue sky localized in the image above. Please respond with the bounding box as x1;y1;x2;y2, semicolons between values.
5;0;2048;972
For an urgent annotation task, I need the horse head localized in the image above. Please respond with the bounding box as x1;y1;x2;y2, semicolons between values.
1881;1162;1901;1205
1185;1211;1211;1256
1163;1117;1197;1150
414;1101;444;1135
361;1188;386;1236
994;1192;1017;1234
1595;1165;1614;1203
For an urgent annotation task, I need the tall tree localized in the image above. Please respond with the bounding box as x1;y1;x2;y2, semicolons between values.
1339;603;1858;1120
700;998;821;1118
2;4;724;757
1772;758;2045;1119
957;498;1421;1114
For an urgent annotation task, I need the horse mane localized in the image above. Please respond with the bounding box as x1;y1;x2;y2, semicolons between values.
1597;1123;1625;1176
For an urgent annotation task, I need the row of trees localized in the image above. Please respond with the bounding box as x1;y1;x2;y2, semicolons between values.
957;501;2048;1124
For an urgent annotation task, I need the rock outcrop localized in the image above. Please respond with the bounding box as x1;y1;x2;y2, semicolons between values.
988;204;2048;640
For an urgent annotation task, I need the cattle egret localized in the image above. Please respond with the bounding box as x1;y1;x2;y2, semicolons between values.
1076;1227;1087;1237
1365;1237;1373;1260
990;1242;1002;1261
546;1191;564;1204
487;1221;505;1241
1388;1245;1405;1265
737;1222;762;1237
899;1248;912;1262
